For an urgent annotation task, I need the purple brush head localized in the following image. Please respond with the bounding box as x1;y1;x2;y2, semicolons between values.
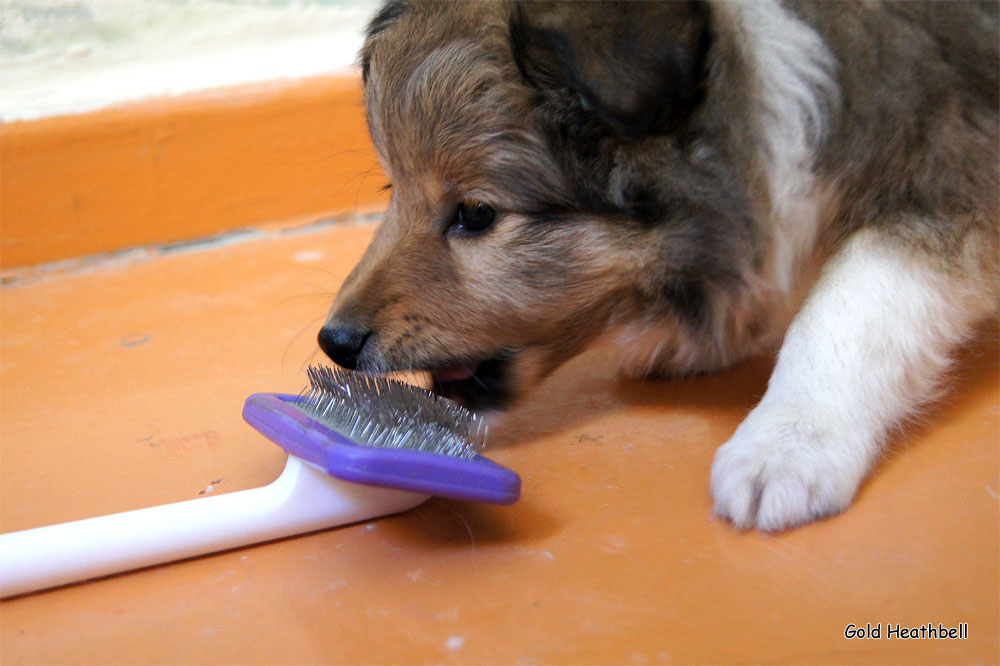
243;366;520;505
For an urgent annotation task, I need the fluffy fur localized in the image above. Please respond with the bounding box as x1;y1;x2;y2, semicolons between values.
318;0;999;530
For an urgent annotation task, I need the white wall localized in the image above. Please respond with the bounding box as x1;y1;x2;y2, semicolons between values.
1;0;380;121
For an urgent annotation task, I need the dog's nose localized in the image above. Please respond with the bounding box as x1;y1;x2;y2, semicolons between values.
317;325;371;370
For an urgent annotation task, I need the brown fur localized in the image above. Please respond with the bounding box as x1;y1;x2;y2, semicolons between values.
318;1;999;528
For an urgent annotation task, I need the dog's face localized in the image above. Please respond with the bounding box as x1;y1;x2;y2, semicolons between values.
320;1;754;411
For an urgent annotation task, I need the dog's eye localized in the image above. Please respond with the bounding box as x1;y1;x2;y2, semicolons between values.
452;200;496;235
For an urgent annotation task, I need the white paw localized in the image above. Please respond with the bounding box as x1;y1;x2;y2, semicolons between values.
710;404;871;531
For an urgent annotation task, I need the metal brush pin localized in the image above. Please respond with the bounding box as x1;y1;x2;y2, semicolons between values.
298;365;487;460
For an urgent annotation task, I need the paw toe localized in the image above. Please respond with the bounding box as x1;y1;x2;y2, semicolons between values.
752;476;818;532
710;414;863;531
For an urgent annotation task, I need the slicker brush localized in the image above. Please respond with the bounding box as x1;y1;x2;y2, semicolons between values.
297;365;487;459
0;365;520;598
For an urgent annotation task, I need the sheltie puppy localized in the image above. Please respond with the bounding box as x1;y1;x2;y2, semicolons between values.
318;1;998;530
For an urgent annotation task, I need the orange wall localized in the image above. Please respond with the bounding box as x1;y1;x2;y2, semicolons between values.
1;76;388;268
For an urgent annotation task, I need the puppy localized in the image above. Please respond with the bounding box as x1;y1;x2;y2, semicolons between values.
318;1;999;531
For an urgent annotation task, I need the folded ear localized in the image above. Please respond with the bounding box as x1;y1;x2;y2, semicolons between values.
510;0;711;138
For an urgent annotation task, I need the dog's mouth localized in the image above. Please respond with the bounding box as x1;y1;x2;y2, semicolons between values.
428;352;515;412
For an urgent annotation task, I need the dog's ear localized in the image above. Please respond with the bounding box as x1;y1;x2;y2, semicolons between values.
510;1;710;137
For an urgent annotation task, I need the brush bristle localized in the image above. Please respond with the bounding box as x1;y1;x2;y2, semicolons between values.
295;365;487;460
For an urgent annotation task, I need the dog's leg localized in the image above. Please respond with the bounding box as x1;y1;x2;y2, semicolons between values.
710;226;992;531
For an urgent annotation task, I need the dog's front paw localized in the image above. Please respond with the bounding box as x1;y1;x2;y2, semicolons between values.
710;404;871;531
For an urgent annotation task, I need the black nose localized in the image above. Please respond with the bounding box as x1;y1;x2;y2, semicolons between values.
317;325;371;370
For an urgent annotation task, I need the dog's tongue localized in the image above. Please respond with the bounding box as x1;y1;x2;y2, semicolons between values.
434;364;475;383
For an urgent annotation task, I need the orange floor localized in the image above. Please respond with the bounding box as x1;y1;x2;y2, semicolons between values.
2;74;998;665
1;213;997;664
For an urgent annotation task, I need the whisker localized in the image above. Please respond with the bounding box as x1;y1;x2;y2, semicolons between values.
265;147;369;167
282;316;327;370
266;292;334;317
298;346;322;375
468;369;493;394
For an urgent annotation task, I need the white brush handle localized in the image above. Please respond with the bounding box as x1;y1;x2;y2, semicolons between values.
0;456;429;598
